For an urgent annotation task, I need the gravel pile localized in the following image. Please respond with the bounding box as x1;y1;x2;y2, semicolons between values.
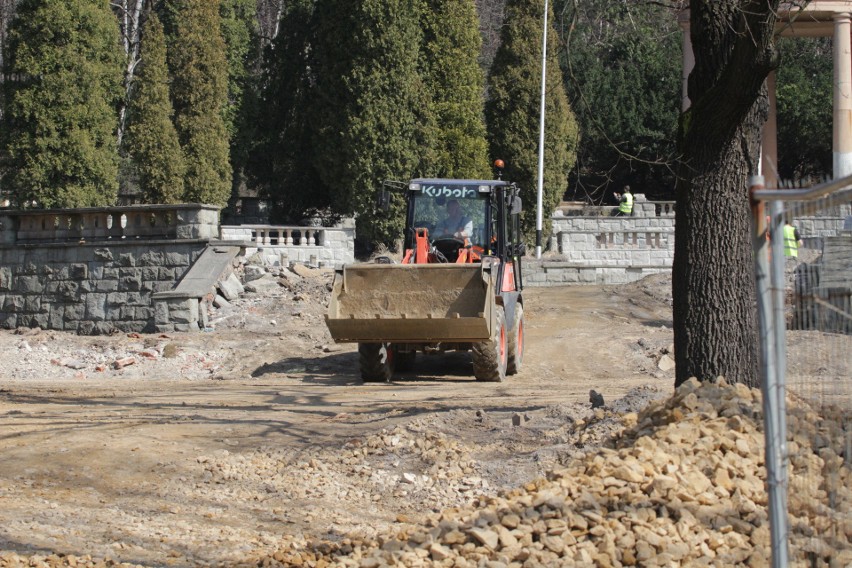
258;378;851;568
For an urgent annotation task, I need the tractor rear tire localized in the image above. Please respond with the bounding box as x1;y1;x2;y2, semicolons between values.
359;342;393;382
507;303;524;375
472;305;507;382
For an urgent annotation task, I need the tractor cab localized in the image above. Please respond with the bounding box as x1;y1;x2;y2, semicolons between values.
403;179;520;264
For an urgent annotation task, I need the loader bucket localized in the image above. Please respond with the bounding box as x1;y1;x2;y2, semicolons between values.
325;263;496;343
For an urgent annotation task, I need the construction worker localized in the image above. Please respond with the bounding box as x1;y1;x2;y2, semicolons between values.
783;220;803;258
613;185;633;216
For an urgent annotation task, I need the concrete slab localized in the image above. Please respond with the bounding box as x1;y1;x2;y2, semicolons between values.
169;245;241;298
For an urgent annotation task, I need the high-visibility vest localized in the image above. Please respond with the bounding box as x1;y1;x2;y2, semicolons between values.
619;192;633;214
783;224;798;257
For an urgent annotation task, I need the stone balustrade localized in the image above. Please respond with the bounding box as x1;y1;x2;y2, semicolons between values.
1;204;220;244
220;223;355;267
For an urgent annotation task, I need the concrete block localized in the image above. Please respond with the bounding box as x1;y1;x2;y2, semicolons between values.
125;292;144;306
158;267;177;280
200;300;210;328
18;276;44;294
107;292;128;306
102;267;119;280
119;275;142;292
164;252;190;267
169;300;198;324
48;306;65;330
579;269;597;283
24;295;42;312
95;280;119;293
151;281;173;293
4;295;23;311
135;307;154;321
85;294;107;321
154;300;170;325
118;306;136;321
63;304;85;321
30;313;49;329
0;313;17;329
217;273;244;301
0;267;12;292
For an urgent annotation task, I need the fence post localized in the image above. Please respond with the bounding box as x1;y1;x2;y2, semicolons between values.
751;175;790;568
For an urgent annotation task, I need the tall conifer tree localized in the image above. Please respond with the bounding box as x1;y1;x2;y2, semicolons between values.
421;0;490;179
220;0;260;211
485;0;578;244
247;0;327;222
1;0;123;208
165;0;231;206
125;11;185;204
311;0;425;247
220;0;258;139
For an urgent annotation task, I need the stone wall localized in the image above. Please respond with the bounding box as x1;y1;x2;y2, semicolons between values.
0;204;223;335
0;241;206;334
533;194;676;285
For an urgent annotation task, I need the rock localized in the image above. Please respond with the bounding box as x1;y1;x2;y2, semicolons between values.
429;543;452;561
657;354;676;371
51;357;86;370
468;527;499;549
244;265;267;282
291;263;321;278
217;273;245;301
590;389;605;409
113;356;136;369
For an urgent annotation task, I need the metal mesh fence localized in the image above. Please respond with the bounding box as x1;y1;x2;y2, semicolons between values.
752;177;852;567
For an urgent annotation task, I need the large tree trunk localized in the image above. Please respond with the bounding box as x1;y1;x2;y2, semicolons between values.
673;0;780;387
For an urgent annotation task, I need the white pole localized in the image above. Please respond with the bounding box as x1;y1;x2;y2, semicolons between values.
535;0;548;259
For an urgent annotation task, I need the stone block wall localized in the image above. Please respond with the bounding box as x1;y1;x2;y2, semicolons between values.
794;216;848;251
0;241;206;334
544;194;676;285
154;295;206;334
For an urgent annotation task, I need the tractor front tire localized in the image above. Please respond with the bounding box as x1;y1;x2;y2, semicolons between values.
472;305;507;382
359;342;393;382
507;303;524;375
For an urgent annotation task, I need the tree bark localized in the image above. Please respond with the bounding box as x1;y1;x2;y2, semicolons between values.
113;0;146;148
673;0;780;387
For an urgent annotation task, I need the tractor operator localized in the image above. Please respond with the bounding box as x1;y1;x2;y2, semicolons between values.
436;199;473;239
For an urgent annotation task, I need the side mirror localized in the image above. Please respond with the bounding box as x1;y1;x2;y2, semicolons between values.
511;196;523;215
376;190;391;211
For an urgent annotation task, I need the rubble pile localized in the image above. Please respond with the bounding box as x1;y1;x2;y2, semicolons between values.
261;378;851;567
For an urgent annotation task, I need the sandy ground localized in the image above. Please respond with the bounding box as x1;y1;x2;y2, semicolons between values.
0;269;678;567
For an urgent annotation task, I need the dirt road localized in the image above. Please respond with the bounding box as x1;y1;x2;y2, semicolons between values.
0;271;675;567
